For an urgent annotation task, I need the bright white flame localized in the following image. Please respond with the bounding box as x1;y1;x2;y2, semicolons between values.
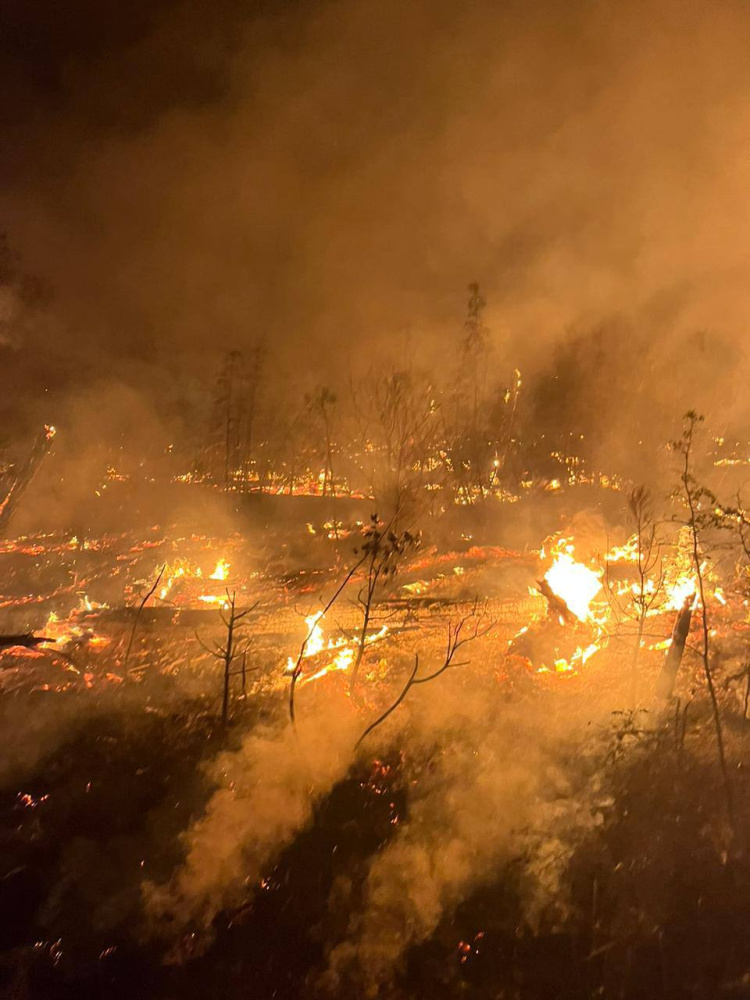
544;551;602;621
210;559;230;581
664;576;696;611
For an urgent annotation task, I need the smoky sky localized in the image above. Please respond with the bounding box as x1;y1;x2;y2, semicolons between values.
2;0;750;429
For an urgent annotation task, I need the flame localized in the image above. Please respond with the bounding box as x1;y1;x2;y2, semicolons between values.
303;611;327;658
604;531;729;614
198;594;230;607
158;558;202;601
543;538;602;621
605;535;640;563
78;593;106;613
552;643;599;673
299;647;354;687
664;576;697;611
286;612;388;686
527;526;732;677
41;610;109;649
210;558;230;581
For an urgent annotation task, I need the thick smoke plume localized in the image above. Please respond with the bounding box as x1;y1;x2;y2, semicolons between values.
320;667;618;993
145;702;361;936
143;637;622;992
1;0;750;449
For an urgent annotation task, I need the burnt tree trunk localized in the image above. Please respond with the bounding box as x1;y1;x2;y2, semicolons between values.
0;426;56;537
656;594;694;699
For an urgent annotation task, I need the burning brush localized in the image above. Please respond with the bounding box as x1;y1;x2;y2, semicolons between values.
508;536;606;675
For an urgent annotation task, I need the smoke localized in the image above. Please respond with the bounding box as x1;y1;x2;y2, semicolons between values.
142;623;623;991
319;665;616;994
144;699;361;937
2;0;750;443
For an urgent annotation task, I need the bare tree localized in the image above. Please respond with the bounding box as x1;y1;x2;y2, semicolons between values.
349;514;420;693
305;386;337;499
602;488;666;705
201;351;248;490
123;563;166;669
462;282;489;449
288;554;367;725
350;365;438;518
488;368;523;491
445;283;494;502
240;342;265;491
0;424;57;536
627;488;664;705
672;411;734;832
196;591;258;728
354;602;492;750
286;513;419;719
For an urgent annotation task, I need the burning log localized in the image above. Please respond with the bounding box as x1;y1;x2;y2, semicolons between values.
537;577;577;625
656;593;695;699
0;425;56;536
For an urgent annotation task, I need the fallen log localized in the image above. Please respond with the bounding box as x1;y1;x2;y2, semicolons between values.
0;634;54;650
656;593;694;699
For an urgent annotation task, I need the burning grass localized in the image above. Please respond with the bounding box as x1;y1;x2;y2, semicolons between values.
1;455;750;999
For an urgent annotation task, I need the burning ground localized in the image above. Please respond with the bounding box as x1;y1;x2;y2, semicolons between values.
1;423;750;1000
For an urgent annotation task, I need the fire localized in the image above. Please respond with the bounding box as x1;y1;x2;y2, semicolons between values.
299;647;355;687
552;643;599;673
521;524;734;678
286;612;388;685
603;530;727;615
197;594;230;607
157;558;202;601
605;536;640;563
303;611;326;658
210;559;230;581
157;557;207;601
41;610;110;649
542;538;603;621
664;576;697;611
